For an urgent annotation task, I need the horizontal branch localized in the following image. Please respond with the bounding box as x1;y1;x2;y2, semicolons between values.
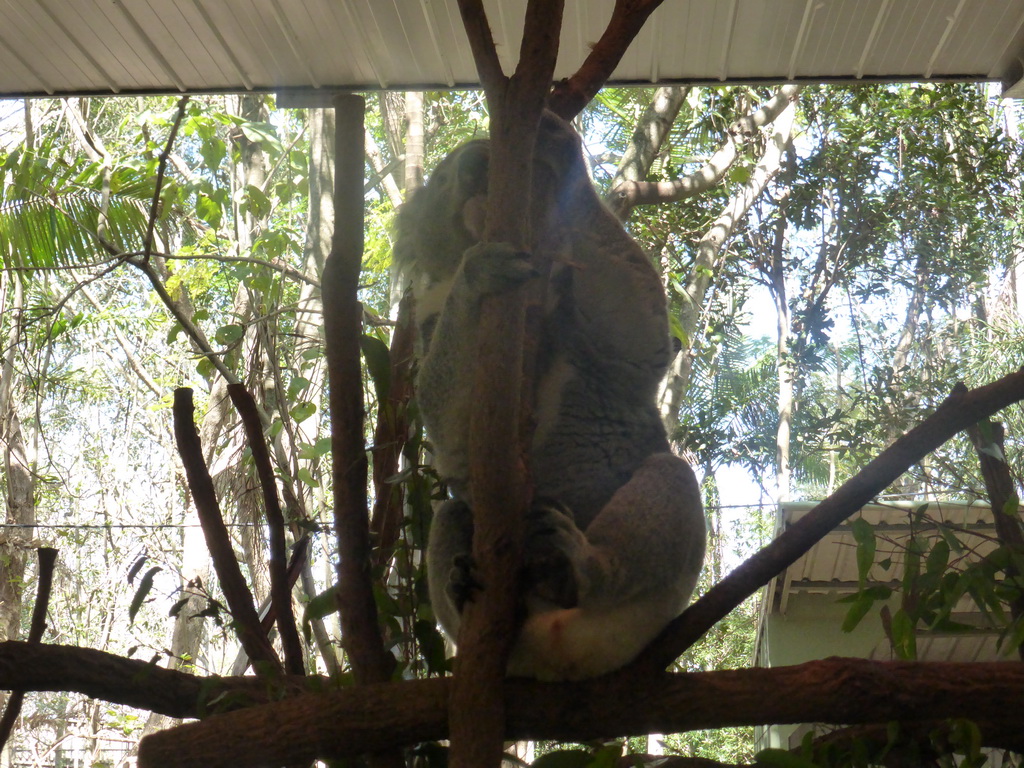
609;84;803;211
0;642;311;718
133;657;1024;767
638;366;1024;670
1;643;1019;764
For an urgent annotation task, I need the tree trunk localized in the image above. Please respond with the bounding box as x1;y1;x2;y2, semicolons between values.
661;92;799;419
767;215;793;503
607;86;688;220
0;272;35;645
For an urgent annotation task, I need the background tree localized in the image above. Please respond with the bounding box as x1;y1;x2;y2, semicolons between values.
0;61;1021;767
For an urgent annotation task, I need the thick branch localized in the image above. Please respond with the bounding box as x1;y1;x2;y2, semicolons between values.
606;86;688;220
449;4;563;768
322;94;393;686
0;643;1017;765
549;0;667;119
638;367;1024;671
0;548;56;746
610;84;804;213
0;642;309;718
172;388;281;675
132;657;1024;767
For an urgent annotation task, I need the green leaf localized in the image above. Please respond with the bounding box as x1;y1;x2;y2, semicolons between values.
169;597;190;618
890;608;917;660
129;567;161;625
850;517;876;586
287;376;311;399
240;121;283;153
196;193;223;229
297;467;319;488
243;184;271;219
303;586;339;623
414;618;449;675
841;592;875;633
290;401;316;424
127;555;147;584
215;323;245;346
360;334;391;400
199;136;227;172
925;538;950;578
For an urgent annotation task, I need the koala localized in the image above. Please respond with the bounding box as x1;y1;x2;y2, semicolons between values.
394;113;706;681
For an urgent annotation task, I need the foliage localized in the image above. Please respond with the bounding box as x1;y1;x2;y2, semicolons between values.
0;80;1022;766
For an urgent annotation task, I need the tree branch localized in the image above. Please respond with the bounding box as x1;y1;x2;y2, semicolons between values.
322;94;394;688
548;0;667;119
144;96;189;260
449;3;564;767
0;548;56;747
610;84;804;214
131;657;1024;767
0;642;308;718
637;367;1024;672
172;388;281;675
228;383;304;675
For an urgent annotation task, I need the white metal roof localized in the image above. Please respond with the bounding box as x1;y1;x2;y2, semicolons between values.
2;0;1024;98
762;500;1006;664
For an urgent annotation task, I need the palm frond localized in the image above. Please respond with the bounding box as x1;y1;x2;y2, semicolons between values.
0;143;155;271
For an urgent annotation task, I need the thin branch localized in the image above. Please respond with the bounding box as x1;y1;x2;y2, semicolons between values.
143;96;189;260
0;548;57;747
172;387;281;675
228;383;304;675
128;257;237;383
637;368;1024;672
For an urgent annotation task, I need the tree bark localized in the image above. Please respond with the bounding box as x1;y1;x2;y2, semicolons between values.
606;86;688;220
130;656;1024;768
321;94;396;692
449;3;563;765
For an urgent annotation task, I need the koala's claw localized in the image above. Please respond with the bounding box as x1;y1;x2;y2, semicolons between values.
460;242;538;296
523;499;584;608
447;553;482;613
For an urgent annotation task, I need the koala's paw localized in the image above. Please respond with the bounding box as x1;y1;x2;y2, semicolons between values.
522;499;588;609
459;242;538;297
446;553;482;613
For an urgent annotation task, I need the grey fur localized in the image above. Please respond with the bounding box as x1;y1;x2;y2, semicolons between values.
395;113;706;680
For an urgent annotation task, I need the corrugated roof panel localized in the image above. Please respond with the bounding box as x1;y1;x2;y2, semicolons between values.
1;0;1023;97
800;0;880;79
0;2;81;94
66;0;163;90
873;0;965;76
